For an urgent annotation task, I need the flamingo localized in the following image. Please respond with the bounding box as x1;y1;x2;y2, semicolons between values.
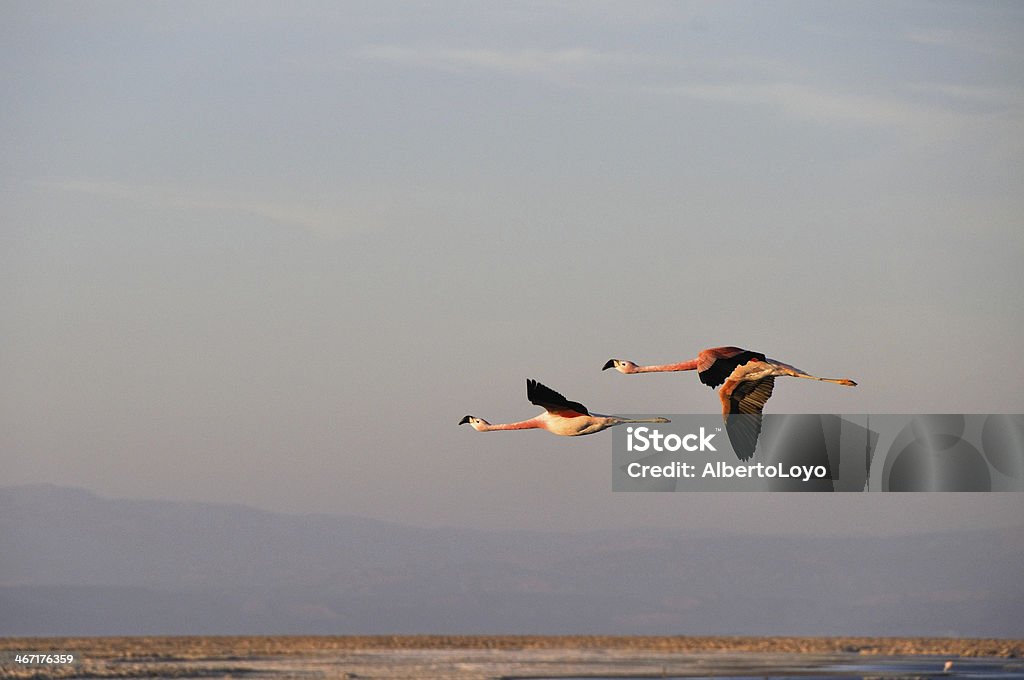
603;346;856;459
459;379;670;436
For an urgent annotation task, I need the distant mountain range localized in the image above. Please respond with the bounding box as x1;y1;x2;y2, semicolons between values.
2;484;1022;637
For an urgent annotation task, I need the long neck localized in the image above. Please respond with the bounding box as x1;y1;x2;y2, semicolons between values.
482;418;542;431
635;359;698;373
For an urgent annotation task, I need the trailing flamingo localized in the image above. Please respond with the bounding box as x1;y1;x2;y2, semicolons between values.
460;379;669;437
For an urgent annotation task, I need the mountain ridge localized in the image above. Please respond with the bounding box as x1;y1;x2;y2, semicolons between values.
2;484;1022;637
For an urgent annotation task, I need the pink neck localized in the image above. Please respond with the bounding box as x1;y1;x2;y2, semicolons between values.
636;359;698;373
484;418;542;431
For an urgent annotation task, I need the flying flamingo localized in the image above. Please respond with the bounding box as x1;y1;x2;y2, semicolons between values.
460;379;670;437
603;347;856;459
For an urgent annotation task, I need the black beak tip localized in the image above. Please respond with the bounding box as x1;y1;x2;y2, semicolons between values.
459;415;472;425
602;359;615;371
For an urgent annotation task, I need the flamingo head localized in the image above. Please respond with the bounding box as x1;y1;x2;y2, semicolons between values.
603;358;638;374
459;415;489;431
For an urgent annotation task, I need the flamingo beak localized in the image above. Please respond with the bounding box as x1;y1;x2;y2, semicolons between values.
602;359;616;371
459;415;472;425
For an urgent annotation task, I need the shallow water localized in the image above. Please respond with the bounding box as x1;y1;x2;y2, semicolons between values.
524;655;1024;680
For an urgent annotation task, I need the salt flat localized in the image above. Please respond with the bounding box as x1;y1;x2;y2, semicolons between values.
1;636;1022;680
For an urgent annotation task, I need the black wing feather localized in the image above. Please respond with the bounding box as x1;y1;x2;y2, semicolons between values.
725;414;761;461
724;377;774;461
526;379;590;415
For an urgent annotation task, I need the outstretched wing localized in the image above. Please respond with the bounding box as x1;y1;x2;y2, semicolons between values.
720;377;775;461
527;379;590;416
697;346;767;388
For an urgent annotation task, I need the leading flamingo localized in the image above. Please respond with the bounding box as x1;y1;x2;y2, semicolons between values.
603;346;856;458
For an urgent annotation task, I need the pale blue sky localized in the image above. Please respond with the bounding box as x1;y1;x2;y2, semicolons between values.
3;1;1023;532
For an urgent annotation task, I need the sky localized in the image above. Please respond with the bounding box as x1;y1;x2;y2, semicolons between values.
3;1;1023;535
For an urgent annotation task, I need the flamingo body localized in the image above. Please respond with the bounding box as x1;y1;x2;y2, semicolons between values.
460;379;669;437
695;347;767;387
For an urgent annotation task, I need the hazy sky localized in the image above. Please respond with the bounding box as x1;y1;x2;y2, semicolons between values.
3;1;1023;534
